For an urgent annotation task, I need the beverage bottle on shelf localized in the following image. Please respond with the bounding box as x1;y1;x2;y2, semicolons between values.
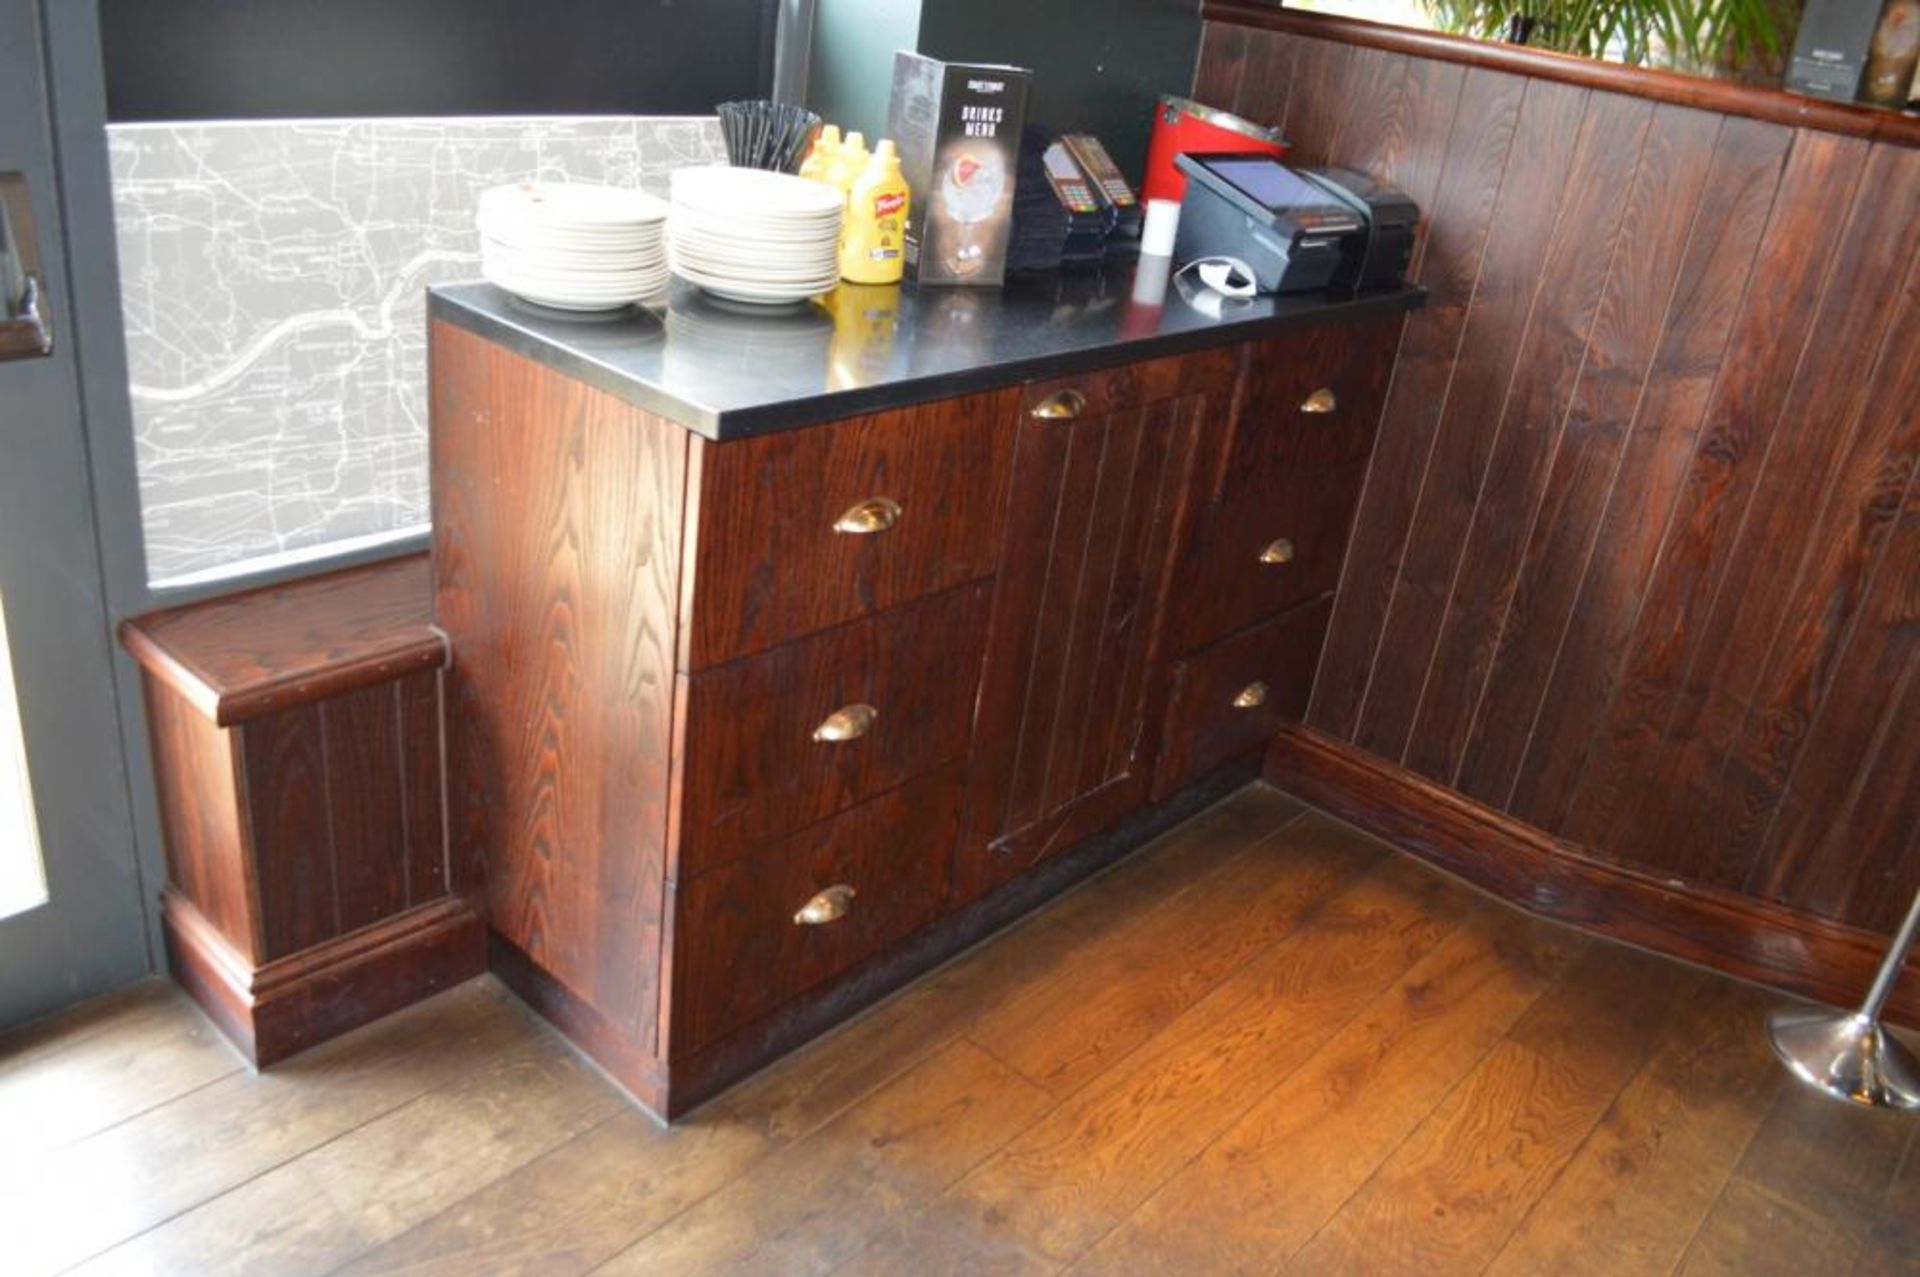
839;139;910;285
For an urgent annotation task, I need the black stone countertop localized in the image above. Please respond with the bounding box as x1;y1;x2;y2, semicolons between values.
429;263;1423;440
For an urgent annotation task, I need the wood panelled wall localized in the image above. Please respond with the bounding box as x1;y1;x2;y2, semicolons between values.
1195;18;1920;940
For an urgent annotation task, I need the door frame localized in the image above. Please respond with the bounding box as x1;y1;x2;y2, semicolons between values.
0;0;154;1025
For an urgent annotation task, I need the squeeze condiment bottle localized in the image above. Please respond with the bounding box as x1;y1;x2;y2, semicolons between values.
827;131;869;194
839;139;909;285
798;124;841;184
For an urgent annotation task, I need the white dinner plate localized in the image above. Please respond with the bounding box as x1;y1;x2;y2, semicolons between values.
669;166;845;219
479;182;668;230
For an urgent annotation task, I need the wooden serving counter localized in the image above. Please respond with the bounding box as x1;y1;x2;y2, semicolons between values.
429;271;1419;1115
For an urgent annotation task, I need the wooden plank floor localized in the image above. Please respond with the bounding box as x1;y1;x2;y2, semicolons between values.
4;783;1914;1276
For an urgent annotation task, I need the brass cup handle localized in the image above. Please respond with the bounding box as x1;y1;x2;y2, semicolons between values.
833;497;902;535
1232;681;1270;710
794;884;856;926
1258;537;1296;566
1300;387;1338;414
812;703;878;743
1031;388;1088;420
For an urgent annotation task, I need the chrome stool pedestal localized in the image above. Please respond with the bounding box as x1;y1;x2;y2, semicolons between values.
1767;888;1920;1112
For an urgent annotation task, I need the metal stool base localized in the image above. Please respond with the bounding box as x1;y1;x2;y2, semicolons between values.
1766;1006;1920;1112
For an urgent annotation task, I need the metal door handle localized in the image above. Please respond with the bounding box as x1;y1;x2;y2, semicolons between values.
1;172;52;360
0;273;51;360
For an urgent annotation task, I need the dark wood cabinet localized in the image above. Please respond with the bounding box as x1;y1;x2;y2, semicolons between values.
431;312;1399;1117
958;352;1233;900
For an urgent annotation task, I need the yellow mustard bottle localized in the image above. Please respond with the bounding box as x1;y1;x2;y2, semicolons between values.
798;124;840;184
826;131;869;194
839;139;909;285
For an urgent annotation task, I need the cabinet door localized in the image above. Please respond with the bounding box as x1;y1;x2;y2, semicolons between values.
957;352;1230;900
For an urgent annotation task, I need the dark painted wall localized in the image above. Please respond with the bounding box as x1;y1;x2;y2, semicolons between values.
100;0;776;122
806;0;1203;182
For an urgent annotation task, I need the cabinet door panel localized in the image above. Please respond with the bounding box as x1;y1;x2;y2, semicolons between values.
959;365;1215;900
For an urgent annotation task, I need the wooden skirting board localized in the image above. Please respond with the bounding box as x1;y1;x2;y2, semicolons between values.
162;889;487;1065
1265;726;1919;1026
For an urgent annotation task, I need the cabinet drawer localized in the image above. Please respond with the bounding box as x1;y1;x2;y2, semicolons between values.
671;769;959;1054
683;391;1017;668
1172;460;1368;655
676;583;988;878
1019;346;1239;424
1153;597;1333;800
1221;321;1398;490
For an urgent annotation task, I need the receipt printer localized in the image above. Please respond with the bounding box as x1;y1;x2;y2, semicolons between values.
1172;152;1416;295
1299;165;1419;295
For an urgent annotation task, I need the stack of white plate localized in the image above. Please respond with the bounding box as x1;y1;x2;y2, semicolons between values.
478;182;668;311
668;166;844;305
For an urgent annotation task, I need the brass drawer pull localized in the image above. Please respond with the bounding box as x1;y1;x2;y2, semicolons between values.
794;884;856;925
833;497;902;535
1031;388;1087;420
1300;387;1337;414
1232;681;1270;710
1258;537;1296;566
812;703;878;742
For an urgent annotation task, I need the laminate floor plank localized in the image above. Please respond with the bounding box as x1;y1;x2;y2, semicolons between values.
3;980;541;1276
0;978;182;1071
0;980;241;1168
1069;905;1582;1277
898;852;1484;1266
1853;1126;1918;1277
69;1031;627;1277
719;785;1305;1143
965;808;1374;1097
0;782;1902;1277
1482;980;1785;1277
1283;943;1701;1276
1677;1064;1916;1277
1677;1178;1866;1277
595;1039;1053;1277
335;1106;771;1277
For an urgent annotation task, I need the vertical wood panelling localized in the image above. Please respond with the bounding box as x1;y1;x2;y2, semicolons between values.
1353;76;1591;761
399;670;446;908
242;704;336;958
1233;31;1301;134
322;682;408;934
1730;250;1920;895
1402;91;1656;782
1758;495;1920;925
1189;21;1250;112
962;363;1217;897
1614;146;1920;887
1556;131;1870;857
1202;18;1920;938
141;681;259;961
1503;116;1791;825
1310;67;1527;738
1450;103;1722;802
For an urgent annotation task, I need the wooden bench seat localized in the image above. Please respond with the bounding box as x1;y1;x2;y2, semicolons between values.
121;552;482;1065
